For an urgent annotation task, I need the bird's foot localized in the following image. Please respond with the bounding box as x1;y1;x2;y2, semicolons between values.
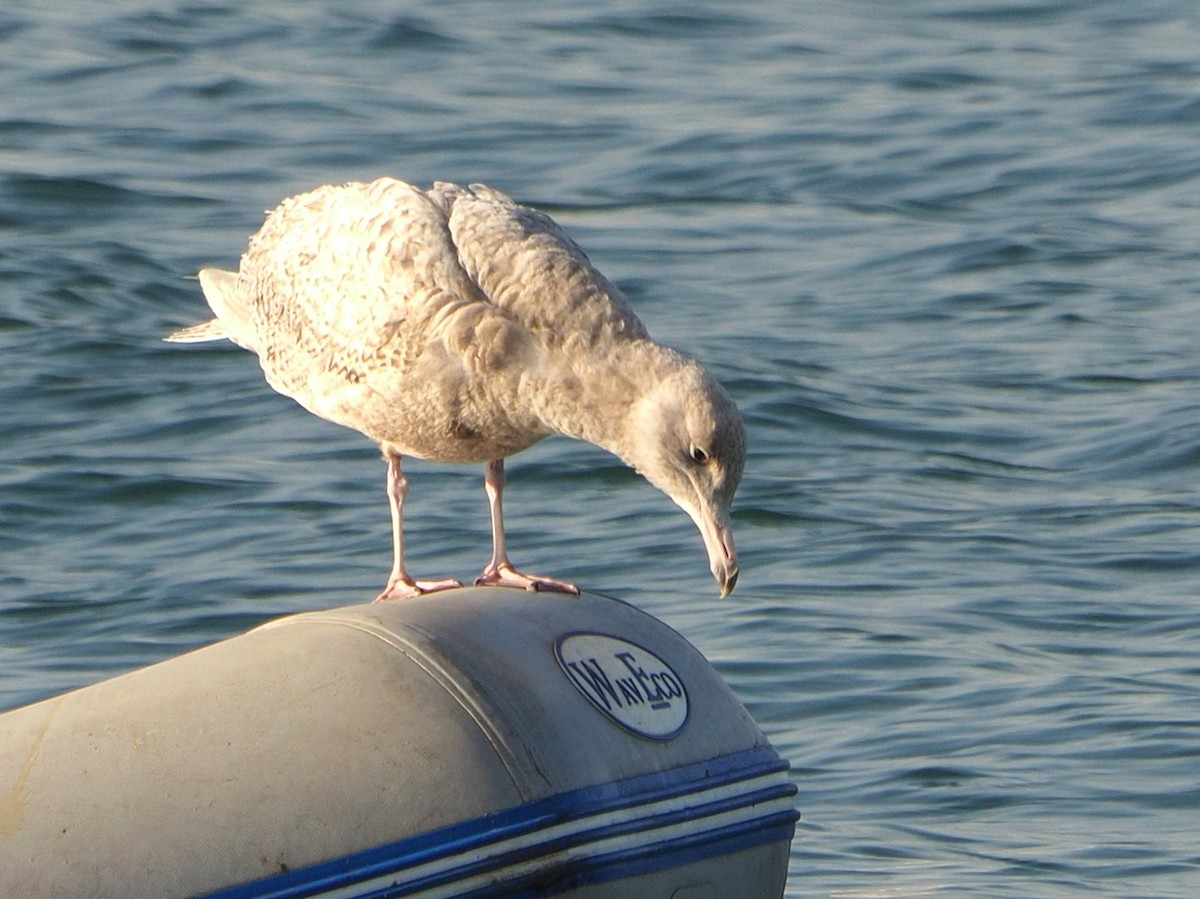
373;576;462;602
475;563;580;595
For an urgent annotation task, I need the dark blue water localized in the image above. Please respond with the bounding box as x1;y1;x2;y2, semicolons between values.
3;1;1200;894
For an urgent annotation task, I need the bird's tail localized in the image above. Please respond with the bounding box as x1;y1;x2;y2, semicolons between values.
164;319;228;343
164;268;255;348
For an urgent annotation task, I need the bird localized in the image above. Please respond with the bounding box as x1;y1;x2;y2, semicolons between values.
166;178;745;600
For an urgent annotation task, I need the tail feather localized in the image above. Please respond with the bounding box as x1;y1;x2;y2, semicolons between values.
164;320;228;343
164;267;256;349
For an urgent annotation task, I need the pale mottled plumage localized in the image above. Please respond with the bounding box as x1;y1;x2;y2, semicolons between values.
168;178;745;599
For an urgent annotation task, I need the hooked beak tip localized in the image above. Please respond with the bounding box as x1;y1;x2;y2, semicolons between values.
711;534;738;597
717;564;739;598
695;504;739;598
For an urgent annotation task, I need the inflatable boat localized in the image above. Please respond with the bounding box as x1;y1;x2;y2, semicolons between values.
1;587;798;897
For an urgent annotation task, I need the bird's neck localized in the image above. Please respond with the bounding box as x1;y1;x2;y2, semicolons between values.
532;339;683;466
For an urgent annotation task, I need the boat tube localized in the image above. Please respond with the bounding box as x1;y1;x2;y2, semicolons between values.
1;587;797;898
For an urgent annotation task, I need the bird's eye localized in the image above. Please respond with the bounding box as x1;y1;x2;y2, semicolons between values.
689;445;710;465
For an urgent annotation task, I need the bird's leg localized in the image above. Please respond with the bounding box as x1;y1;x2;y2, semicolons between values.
374;452;461;602
475;458;580;595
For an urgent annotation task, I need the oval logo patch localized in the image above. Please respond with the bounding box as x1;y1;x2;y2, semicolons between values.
554;633;689;740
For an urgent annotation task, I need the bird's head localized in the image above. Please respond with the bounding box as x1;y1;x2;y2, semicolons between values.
628;360;746;597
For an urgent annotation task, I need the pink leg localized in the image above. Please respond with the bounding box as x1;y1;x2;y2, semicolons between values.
374;452;461;602
474;458;579;595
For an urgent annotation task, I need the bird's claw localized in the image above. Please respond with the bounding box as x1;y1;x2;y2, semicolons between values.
373;576;462;602
475;563;579;595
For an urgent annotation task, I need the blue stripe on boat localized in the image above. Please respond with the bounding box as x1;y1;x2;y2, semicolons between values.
202;745;798;899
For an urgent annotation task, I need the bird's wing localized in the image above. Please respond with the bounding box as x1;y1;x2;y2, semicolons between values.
427;182;650;354
225;179;538;453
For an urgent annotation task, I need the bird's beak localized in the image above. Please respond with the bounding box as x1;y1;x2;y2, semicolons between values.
696;507;739;597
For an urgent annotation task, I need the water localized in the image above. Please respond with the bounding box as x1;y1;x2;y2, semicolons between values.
2;0;1199;894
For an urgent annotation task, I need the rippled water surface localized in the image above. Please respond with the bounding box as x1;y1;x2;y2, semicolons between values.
3;1;1200;895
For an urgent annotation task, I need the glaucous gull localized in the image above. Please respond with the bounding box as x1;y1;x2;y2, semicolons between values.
167;178;745;600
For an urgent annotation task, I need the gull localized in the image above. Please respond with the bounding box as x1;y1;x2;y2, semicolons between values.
167;178;745;600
